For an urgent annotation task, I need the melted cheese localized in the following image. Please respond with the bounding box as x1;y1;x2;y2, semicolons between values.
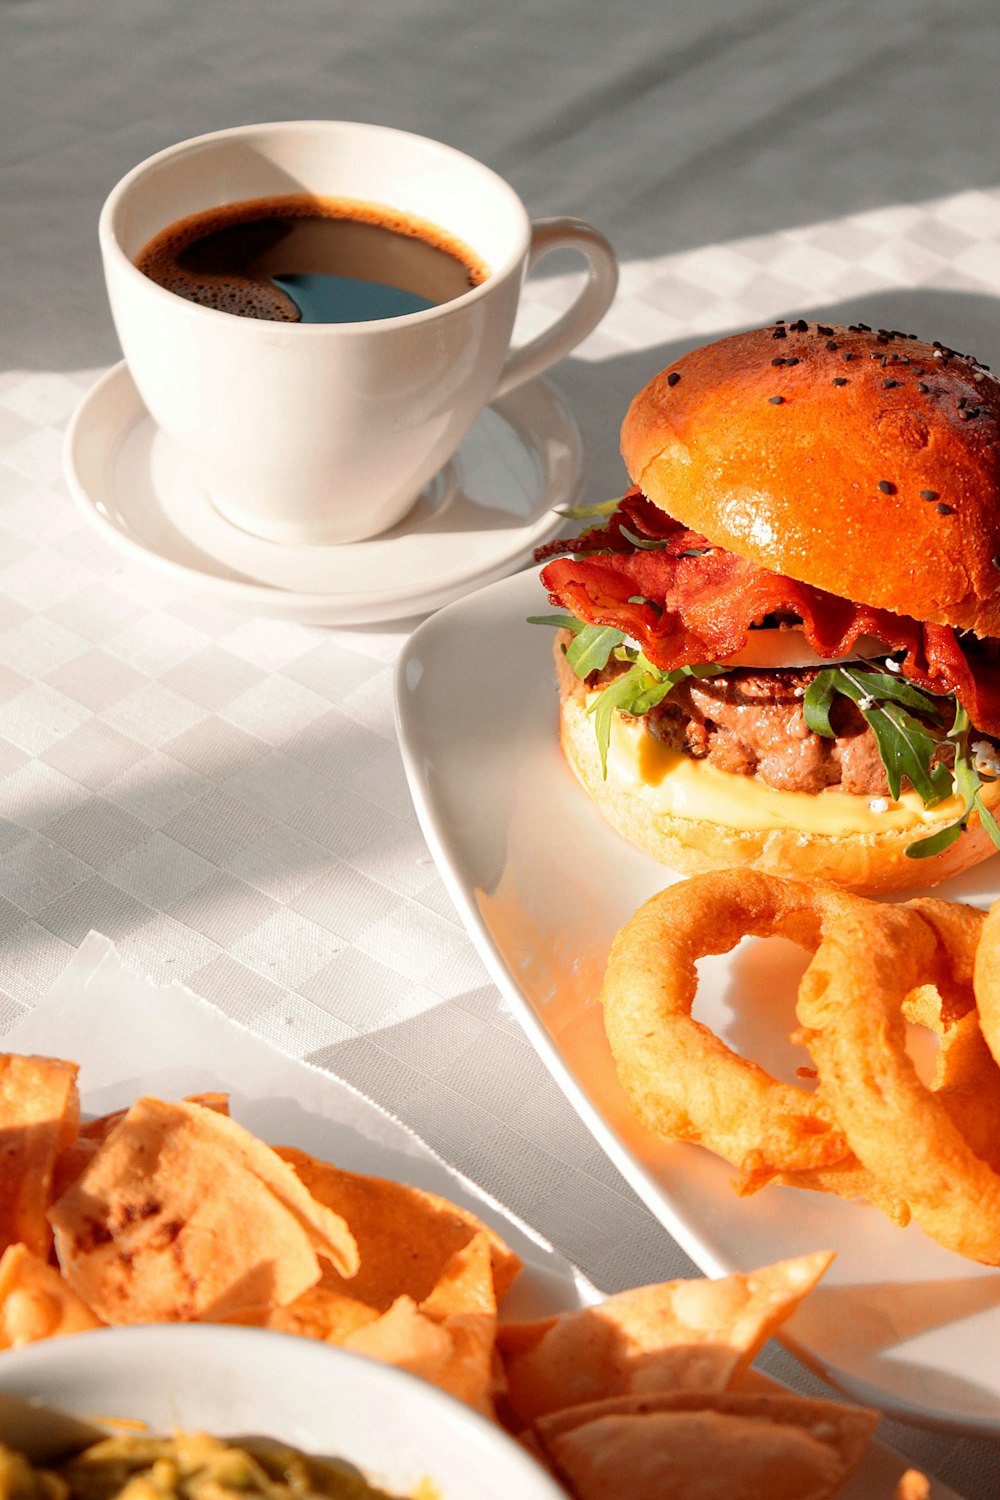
721;630;886;670
618;629;887;670
605;713;965;836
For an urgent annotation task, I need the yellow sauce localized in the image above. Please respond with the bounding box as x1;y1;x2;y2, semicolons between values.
604;711;965;836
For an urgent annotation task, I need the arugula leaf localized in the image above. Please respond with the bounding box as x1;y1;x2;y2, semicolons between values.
566;625;627;677
684;664;729;681
803;664;951;804
588;666;651;774
618;526;673;552
803;670;838;738
905;821;966;859
846;670;948;721
977;796;1000;847
587;660;727;776
628;595;664;616
862;703;950;804
526;613;584;634
555;496;624;520
906;700;1000;859
617;527;713;557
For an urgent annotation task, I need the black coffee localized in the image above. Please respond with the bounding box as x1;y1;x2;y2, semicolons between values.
134;194;489;324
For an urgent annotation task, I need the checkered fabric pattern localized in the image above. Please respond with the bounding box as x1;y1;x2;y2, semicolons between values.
5;1;1000;1491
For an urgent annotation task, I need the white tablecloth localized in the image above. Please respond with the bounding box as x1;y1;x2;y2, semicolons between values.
3;2;1000;1492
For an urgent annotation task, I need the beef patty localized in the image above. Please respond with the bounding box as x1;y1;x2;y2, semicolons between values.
592;658;951;798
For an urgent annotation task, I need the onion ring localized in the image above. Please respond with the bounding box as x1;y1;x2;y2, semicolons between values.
903;900;1000;1176
600;871;863;1177
972;899;1000;1079
760;898;993;1223
798;898;1000;1263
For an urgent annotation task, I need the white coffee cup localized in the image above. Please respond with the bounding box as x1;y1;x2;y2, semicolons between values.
99;120;618;546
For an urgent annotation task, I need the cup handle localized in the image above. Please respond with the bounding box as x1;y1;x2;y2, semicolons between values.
493;217;618;399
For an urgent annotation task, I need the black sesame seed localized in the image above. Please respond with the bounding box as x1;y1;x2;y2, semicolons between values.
826;340;839;351
919;490;939;501
768;395;784;405
882;379;899;389
790;319;808;332
957;397;967;408
775;318;786;324
917;382;930;394
772;327;787;339
877;480;895;494
858;322;871;331
667;372;681;387
937;503;954;515
832;377;848;386
785;357;800;366
933;341;943;349
992;556;1000;570
771;358;785;367
842;351;854;361
817;325;834;336
876;334;890;344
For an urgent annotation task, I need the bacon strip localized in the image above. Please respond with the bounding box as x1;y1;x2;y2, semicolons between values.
540;492;1000;734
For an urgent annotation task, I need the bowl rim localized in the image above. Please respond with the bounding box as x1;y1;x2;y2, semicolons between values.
0;1325;565;1497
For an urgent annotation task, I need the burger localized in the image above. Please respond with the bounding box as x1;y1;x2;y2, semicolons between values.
534;319;1000;892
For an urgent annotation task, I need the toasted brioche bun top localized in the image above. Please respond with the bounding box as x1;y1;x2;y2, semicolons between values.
621;321;1000;639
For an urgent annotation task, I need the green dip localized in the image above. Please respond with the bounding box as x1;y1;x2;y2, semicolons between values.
0;1434;409;1500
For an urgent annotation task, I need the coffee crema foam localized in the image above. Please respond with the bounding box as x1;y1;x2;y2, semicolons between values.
134;193;489;322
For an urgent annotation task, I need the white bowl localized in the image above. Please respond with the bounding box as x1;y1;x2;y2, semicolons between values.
0;1325;565;1499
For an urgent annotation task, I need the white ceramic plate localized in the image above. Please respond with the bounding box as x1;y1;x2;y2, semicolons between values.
395;564;1000;1439
63;362;584;625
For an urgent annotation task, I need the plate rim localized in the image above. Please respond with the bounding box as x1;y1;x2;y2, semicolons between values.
63;361;585;624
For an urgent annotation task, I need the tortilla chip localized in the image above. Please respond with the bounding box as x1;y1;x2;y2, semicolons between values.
0;1054;79;1258
345;1294;452;1370
421;1231;496;1319
0;1243;103;1348
49;1098;358;1324
424;1233;499;1413
501;1251;834;1427
266;1284;381;1342
345;1293;495;1419
535;1390;877;1500
52;1093;231;1201
338;1237;500;1416
495;1315;558;1356
278;1146;521;1307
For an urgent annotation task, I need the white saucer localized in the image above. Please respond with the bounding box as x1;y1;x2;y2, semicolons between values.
64;361;585;625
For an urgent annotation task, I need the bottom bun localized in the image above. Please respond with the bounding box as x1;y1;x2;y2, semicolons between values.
555;637;1000;894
